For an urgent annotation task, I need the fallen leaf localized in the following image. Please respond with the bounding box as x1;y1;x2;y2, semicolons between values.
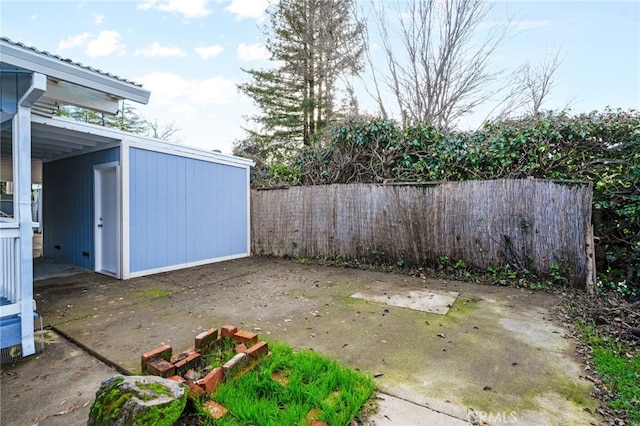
54;403;78;416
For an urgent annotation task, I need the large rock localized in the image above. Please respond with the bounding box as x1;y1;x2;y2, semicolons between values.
87;375;187;426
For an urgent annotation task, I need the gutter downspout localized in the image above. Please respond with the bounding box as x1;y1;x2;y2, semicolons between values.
14;72;46;357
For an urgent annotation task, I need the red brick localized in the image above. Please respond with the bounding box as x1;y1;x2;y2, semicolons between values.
221;325;238;338
174;352;201;375
141;344;172;372
203;401;228;419
223;352;248;379
197;367;223;393
170;346;197;364
185;379;206;399
233;330;258;345
272;371;289;386
195;328;219;352
145;357;176;378
235;343;248;354
246;341;269;361
167;375;185;383
307;408;320;420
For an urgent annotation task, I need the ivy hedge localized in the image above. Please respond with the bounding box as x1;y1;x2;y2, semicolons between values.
253;109;640;297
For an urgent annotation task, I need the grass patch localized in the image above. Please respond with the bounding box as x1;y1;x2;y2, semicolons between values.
131;289;172;298
191;341;375;425
200;337;238;371
577;320;640;424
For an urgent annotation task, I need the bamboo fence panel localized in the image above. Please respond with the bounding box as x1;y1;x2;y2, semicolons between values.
251;180;592;287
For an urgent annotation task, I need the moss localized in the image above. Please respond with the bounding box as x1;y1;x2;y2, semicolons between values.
131;289;172;298
90;377;187;426
136;381;173;398
90;378;132;423
134;391;188;426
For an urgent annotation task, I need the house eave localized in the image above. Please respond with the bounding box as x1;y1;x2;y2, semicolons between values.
0;41;150;105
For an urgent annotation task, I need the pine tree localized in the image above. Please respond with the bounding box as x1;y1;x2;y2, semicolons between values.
57;101;147;134
238;0;364;162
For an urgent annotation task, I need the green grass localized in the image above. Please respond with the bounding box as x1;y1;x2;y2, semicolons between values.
577;321;640;425
192;342;375;426
200;337;238;371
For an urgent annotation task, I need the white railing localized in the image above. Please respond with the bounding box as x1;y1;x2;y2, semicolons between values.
0;221;21;317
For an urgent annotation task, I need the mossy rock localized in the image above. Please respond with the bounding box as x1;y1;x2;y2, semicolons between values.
88;375;187;426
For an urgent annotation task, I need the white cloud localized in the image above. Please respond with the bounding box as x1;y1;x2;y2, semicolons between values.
237;42;269;61
137;0;211;18
134;42;187;57
194;44;224;59
225;0;270;21
58;32;92;50
93;14;104;25
136;0;155;11
138;72;240;114
190;77;239;104
86;30;126;57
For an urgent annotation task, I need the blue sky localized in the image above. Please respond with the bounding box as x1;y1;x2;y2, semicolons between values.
1;0;638;154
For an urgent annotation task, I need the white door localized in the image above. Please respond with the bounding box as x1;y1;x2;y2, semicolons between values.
94;163;120;278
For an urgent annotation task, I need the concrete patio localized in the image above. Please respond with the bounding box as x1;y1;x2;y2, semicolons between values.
1;257;600;425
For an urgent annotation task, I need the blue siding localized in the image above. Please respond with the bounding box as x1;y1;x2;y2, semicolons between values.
129;148;248;273
42;148;120;269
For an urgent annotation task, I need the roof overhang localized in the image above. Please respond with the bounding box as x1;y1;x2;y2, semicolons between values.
0;40;150;105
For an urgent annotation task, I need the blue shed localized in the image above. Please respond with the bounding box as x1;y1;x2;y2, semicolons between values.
0;37;252;358
42;131;253;279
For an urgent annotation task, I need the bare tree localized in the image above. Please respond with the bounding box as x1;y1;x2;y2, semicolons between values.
368;0;510;129
144;119;182;143
481;48;564;125
521;49;562;114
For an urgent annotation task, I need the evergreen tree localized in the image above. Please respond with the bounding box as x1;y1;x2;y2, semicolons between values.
238;0;364;162
57;101;147;134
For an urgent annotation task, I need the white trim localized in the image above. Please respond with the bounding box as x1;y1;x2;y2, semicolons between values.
246;166;252;255
32;114;254;168
14;104;35;356
33;114;129;140
126;139;254;168
120;141;131;280
42;141;122;163
18;73;46;107
126;252;250;279
0;303;20;317
94;161;121;279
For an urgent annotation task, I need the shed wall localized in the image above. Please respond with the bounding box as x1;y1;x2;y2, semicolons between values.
128;147;249;274
43;147;119;269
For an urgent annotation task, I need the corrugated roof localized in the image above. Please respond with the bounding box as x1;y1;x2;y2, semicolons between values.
0;36;143;88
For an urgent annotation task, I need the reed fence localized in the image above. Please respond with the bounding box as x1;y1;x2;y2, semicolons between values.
251;180;593;287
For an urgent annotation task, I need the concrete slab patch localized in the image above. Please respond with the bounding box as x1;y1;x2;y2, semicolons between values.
34;257;89;281
351;281;459;314
370;393;470;425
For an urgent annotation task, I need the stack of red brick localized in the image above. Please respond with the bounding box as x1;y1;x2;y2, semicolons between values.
141;324;269;400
